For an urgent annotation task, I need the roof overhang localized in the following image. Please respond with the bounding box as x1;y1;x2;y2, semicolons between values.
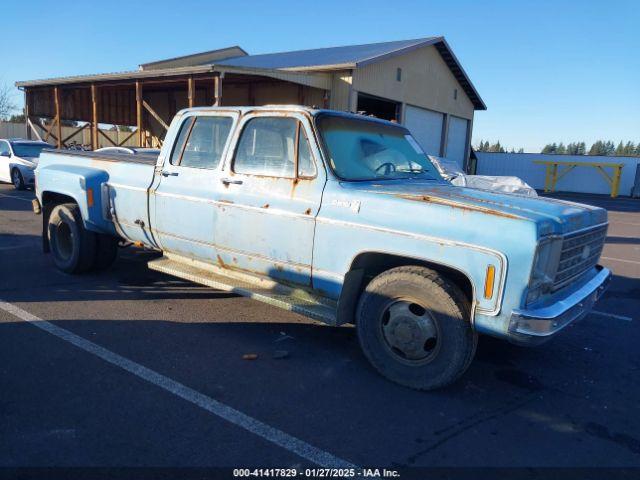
16;64;331;91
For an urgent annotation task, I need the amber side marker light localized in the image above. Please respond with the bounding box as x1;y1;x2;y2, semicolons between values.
87;188;94;207
484;265;496;299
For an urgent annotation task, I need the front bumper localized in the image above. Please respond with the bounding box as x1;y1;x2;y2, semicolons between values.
508;266;612;345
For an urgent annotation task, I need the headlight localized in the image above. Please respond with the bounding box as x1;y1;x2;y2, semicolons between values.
526;237;563;304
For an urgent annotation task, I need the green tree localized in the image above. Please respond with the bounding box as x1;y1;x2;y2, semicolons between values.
541;143;557;154
605;141;615;155
557;142;566;154
589;141;605;155
8;112;25;123
489;141;505;153
623;141;635;155
615;141;625;155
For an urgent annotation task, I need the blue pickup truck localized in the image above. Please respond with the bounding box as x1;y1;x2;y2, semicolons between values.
33;106;612;390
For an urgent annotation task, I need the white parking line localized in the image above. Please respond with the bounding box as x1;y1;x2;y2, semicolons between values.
601;256;640;265
591;310;633;322
0;300;356;469
0;192;33;202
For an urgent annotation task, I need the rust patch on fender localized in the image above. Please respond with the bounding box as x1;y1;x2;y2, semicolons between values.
262;203;270;209
216;254;227;269
219;199;234;205
395;194;523;220
304;208;312;215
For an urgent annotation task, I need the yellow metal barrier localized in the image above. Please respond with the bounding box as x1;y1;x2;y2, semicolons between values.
533;160;624;198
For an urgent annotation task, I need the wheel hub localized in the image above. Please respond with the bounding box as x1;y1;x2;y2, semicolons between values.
381;300;438;362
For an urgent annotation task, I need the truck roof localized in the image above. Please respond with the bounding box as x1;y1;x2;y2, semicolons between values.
176;105;401;127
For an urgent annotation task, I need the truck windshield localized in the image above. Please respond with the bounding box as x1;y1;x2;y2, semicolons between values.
316;114;442;182
11;143;53;158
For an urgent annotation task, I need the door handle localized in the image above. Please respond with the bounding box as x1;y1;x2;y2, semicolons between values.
221;178;243;185
161;170;179;177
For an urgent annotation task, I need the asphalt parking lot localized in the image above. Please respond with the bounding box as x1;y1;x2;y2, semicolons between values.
1;183;639;476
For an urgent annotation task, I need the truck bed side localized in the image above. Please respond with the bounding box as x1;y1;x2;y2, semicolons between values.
36;150;158;245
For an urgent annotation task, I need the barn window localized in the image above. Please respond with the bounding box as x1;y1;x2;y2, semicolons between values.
454;89;458;100
396;68;402;82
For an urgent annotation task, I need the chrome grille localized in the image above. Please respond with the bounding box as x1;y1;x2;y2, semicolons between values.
553;224;607;290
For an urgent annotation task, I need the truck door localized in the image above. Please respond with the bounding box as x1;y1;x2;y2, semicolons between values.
150;111;238;262
214;112;326;286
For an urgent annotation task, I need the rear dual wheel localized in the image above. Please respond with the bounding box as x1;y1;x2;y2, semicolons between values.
48;203;119;274
357;266;477;390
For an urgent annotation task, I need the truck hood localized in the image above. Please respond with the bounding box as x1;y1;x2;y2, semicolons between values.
342;180;607;235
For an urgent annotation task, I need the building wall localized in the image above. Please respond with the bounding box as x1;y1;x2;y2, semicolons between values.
476;152;640;196
329;71;352;111
352;45;475;120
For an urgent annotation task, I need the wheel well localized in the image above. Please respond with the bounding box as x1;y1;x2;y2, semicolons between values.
41;192;78;253
336;252;474;325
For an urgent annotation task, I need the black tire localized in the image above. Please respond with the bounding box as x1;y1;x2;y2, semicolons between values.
11;169;25;190
48;203;96;274
93;234;119;271
356;266;477;390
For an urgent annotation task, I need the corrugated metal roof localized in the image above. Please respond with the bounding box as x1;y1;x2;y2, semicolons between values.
212;37;486;109
214;38;439;70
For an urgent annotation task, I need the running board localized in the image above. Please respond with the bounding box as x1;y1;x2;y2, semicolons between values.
147;254;337;325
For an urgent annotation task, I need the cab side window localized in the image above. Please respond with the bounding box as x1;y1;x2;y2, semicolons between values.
234;117;297;178
170;116;233;169
169;117;194;166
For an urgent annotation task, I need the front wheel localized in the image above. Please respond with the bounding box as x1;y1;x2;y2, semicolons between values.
11;169;25;190
356;266;477;390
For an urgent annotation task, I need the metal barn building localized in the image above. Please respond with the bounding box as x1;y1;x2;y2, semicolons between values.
16;37;485;169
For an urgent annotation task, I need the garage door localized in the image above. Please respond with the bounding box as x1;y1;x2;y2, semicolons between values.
403;105;444;156
445;116;469;169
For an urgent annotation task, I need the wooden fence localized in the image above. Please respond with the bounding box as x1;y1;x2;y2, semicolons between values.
0;121;138;149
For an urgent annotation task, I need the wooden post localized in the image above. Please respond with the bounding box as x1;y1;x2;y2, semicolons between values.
213;75;222;106
54;87;62;149
188;76;195;108
91;84;98;150
136;81;143;147
24;90;31;140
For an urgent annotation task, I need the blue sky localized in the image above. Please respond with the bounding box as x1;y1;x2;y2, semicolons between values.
2;0;638;152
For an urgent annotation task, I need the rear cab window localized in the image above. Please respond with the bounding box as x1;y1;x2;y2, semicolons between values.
169;115;233;170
